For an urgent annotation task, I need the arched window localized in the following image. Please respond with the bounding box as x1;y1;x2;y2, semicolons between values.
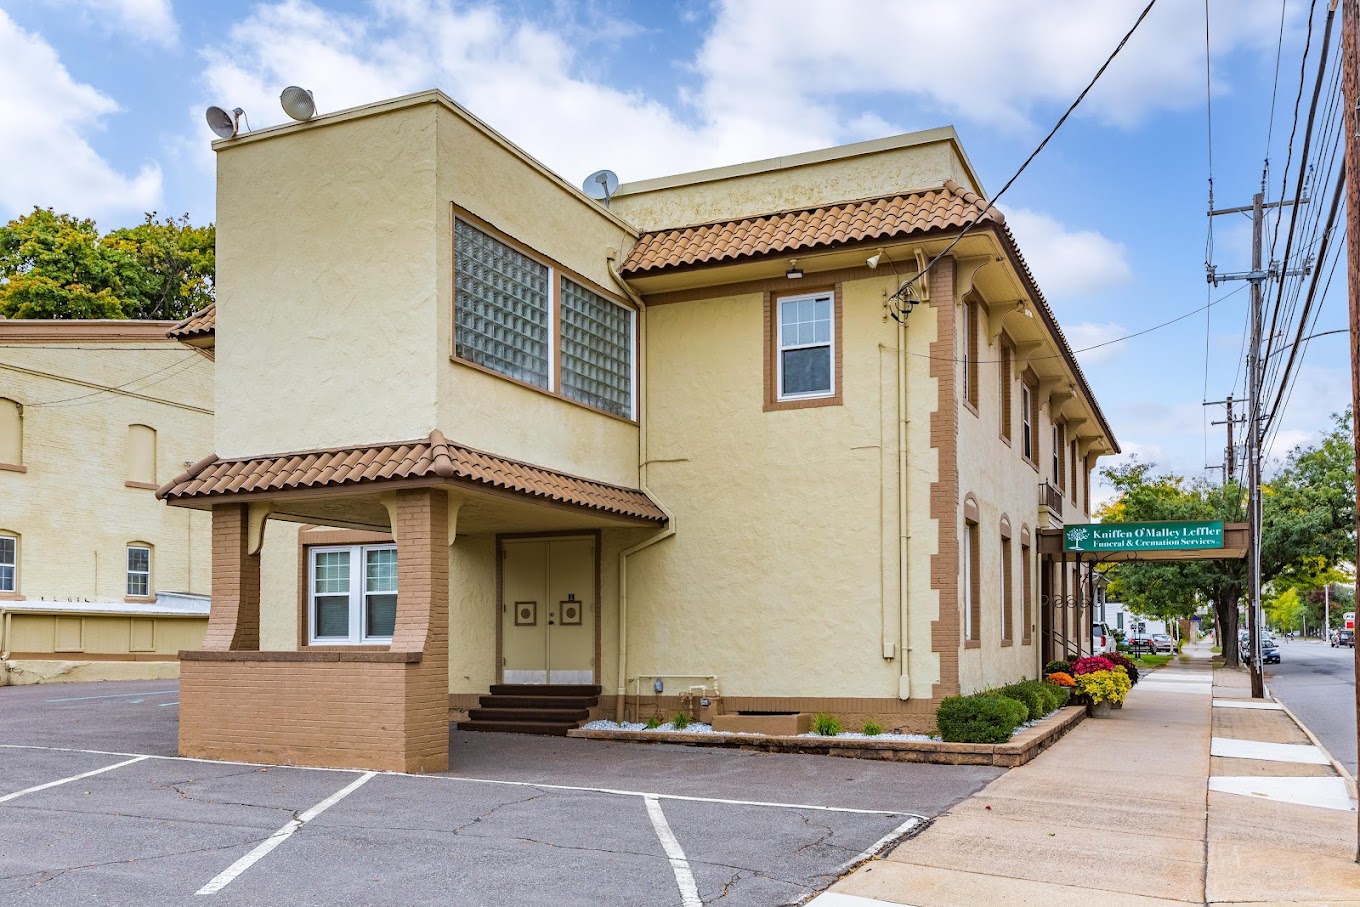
0;531;18;594
127;424;157;487
126;543;153;598
0;398;22;468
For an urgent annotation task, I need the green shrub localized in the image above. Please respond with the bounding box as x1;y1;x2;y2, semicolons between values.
1044;682;1072;709
1044;659;1072;676
812;713;843;736
671;711;690;730
862;720;884;736
644;715;662;729
998;681;1046;721
936;694;1029;743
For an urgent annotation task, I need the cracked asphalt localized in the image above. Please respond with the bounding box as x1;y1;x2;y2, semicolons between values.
0;680;1003;906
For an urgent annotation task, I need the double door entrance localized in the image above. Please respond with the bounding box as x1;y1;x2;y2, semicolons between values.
500;536;596;685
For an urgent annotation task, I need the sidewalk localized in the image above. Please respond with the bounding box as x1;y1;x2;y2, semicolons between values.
808;641;1360;906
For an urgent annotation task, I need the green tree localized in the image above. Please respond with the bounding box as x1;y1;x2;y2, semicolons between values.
0;208;214;321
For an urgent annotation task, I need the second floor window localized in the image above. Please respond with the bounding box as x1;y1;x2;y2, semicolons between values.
127;545;151;597
560;277;634;418
1021;384;1033;459
454;218;551;389
777;292;834;400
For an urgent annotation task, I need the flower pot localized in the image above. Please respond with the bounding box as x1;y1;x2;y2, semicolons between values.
1087;701;1112;719
1111;700;1124;710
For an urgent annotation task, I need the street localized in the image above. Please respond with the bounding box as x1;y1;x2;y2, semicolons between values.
1266;638;1358;776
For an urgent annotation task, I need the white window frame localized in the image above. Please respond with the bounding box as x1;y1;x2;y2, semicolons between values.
775;291;835;401
1000;536;1012;641
963;525;974;641
1021;385;1032;459
126;545;151;598
307;544;397;645
1052;425;1060;485
0;534;15;593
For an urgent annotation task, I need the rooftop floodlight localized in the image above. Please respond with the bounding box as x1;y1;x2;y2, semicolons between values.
280;86;316;121
205;106;245;139
785;260;804;280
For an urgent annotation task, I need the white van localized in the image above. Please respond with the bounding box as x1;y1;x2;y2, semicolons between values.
1091;622;1116;655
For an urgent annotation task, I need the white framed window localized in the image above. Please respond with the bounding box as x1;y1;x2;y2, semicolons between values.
964;521;980;642
1052;425;1060;485
1021;385;1033;459
560;276;635;418
454;217;551;389
0;534;15;593
126;545;151;597
776;292;834;400
308;544;397;645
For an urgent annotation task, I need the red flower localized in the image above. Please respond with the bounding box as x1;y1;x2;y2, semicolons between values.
1072;656;1117;675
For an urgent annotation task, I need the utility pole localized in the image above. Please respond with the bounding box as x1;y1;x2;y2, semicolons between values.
1205;394;1242;483
1208;193;1309;699
1339;0;1360;866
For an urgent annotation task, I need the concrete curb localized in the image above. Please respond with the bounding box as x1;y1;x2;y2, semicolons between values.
567;706;1086;767
1274;696;1358;800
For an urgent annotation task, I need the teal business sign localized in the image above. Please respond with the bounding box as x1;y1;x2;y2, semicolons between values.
1064;520;1224;553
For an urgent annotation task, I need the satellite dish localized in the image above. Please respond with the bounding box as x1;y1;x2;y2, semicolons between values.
582;169;619;206
280;86;316;122
205;106;239;139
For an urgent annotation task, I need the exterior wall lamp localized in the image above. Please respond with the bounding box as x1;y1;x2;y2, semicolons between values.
785;260;804;279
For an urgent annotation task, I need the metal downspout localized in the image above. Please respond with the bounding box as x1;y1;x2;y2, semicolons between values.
608;255;675;723
897;304;912;699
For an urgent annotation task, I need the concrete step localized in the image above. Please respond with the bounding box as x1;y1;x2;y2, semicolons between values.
467;707;590;722
489;683;602;697
456;720;576;736
478;694;599;710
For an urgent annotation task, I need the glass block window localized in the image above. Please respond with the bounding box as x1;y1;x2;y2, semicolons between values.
454;218;550;388
0;535;15;593
777;293;834;399
560;277;633;417
126;545;151;597
309;545;397;644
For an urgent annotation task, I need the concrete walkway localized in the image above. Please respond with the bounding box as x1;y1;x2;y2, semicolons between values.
809;642;1360;906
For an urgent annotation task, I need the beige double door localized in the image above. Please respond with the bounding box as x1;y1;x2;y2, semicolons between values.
501;537;596;685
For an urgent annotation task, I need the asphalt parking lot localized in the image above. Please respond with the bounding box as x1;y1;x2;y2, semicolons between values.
0;680;1003;906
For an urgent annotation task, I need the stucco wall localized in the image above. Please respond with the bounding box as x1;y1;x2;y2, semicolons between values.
611;138;977;231
0;341;213;602
622;270;943;700
214;103;442;458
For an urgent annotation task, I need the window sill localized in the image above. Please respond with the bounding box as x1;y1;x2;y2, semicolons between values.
124;595;155;604
1025;457;1039;474
964;639;981;649
765;393;841;413
180;649;422;664
999;434;1012;448
1000;638;1013;647
1022;637;1033;646
0;592;23;601
448;354;637;425
0;463;26;474
125;481;159;491
963;400;979;418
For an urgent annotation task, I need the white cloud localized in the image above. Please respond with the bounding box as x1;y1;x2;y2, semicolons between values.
1004;208;1132;300
696;0;1293;134
47;0;178;46
0;10;161;221
1064;321;1129;366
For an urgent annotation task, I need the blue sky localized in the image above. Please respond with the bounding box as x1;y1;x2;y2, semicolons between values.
0;0;1349;503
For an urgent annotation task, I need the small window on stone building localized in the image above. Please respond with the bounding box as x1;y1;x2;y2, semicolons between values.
776;292;834;400
0;533;17;593
127;424;157;486
127;544;152;598
964;519;981;643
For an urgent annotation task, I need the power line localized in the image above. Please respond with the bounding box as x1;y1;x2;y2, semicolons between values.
887;0;1158;317
13;352;204;407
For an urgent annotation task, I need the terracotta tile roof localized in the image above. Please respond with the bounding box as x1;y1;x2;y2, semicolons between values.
620;180;1000;274
167;304;215;340
158;430;667;523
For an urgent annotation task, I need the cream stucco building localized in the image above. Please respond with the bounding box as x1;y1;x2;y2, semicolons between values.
161;90;1118;772
0;318;214;683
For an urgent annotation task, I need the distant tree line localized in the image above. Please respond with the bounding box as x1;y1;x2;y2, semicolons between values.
0;208;214;322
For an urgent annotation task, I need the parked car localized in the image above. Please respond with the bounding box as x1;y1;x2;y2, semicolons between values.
1126;633;1156;653
1332;629;1355;648
1150;633;1175;654
1262;638;1281;664
1091;622;1116;655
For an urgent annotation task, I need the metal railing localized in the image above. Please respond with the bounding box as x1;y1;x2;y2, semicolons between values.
1039;482;1063;512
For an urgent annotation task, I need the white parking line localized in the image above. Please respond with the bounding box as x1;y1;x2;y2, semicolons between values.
196;771;375;896
644;796;701;907
832;817;923;876
0;743;924;817
45;690;178;702
0;755;149;803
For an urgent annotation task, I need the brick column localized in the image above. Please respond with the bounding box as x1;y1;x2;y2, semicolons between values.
203;503;261;651
391;487;449;772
